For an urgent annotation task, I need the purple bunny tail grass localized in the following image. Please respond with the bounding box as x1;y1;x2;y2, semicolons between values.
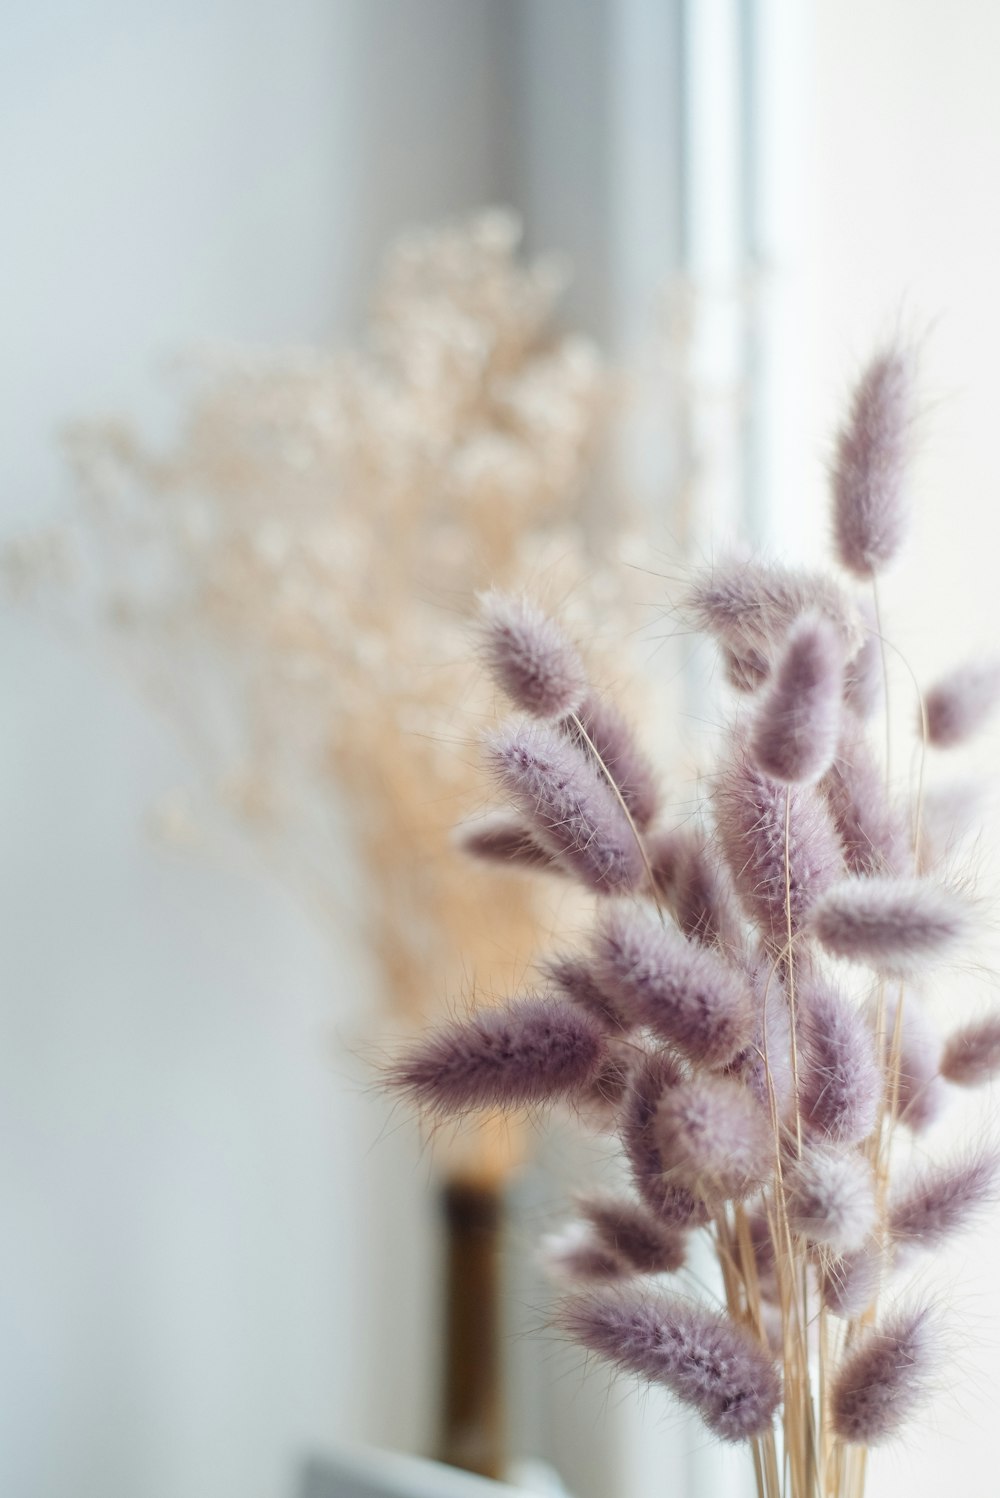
941;1014;1000;1086
564;691;659;832
727;977;796;1126
654;1074;775;1207
387;995;605;1116
543;1225;626;1285
577;1192;687;1275
919;779;984;872
922;656;1000;749
621;1051;710;1228
576;1040;634;1128
477;589;587;719
559;1287;781;1442
818;1241;883;1320
486;719;646;893
872;991;946;1133
821;728;913;878
888;1150;1000;1251
457;815;562;874
684;557;864;692
844;597;883;719
543;953;631;1035
831;343;916;579
831;1304;938;1445
798;979;882;1143
783;1142;877;1254
593;906;753;1068
750;612;845;785
810;875;970;974
713;745;843;948
647;826;743;952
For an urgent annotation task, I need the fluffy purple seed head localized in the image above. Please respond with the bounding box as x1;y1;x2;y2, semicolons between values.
713;746;843;948
889;1150;1000;1251
750;613;844;785
831;344;915;579
542;953;631;1035
648;826;742;951
725;972;796;1125
621;1051;710;1228
577;1192;687;1276
843;599;883;720
831;1305;937;1445
457;815;560;873
543;1225;625;1285
565;691;659;831
559;1286;782;1441
941;1013;1000;1086
798;980;882;1143
811;875;969;974
654;1075;774;1206
872;991;946;1133
923;656;1000;749
783;1142;877;1254
818;1241;883;1320
593;906;753;1068
685;557;863;691
821;729;912;877
387;995;605;1115
478;589;587;719
486;719;646;893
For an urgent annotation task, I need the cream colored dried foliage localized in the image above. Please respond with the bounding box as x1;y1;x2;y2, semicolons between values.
14;213;654;1103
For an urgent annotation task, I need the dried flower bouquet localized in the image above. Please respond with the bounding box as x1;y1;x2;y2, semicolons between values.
390;346;1000;1496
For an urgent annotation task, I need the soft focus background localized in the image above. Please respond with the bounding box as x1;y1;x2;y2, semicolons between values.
4;4;1000;1497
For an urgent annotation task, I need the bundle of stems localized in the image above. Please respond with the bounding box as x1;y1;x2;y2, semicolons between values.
390;345;1000;1496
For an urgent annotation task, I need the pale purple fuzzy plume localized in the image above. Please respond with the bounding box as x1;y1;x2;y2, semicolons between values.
811;875;969;973
750;612;844;784
593;906;753;1068
648;826;742;951
458;815;560;873
388;995;605;1115
874;991;946;1133
798;980;882;1143
923;656;1000;748
654;1074;774;1206
818;1242;883;1320
821;729;912;877
714;746;843;948
478;589;587;719
543;1225;625;1284
889;1150;1000;1251
621;1051;710;1228
684;557;863;692
543;953;632;1035
727;980;796;1125
783;1142;877;1254
565;691;659;831
486;719;646;893
559;1286;781;1441
831;1305;937;1445
941;1014;1000;1086
843;598;883;719
831;344;915;579
577;1192;687;1275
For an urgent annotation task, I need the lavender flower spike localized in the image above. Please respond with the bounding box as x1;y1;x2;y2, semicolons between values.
831;1305;937;1445
831;343;915;578
889;1150;1000;1251
784;1141;877;1254
593;906;753;1068
811;874;969;973
486;719;646;893
478;589;587;719
750;612;844;784
388;995;604;1115
560;1286;781;1441
654;1074;774;1206
923;656;1000;748
798;980;882;1144
941;1013;1000;1086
